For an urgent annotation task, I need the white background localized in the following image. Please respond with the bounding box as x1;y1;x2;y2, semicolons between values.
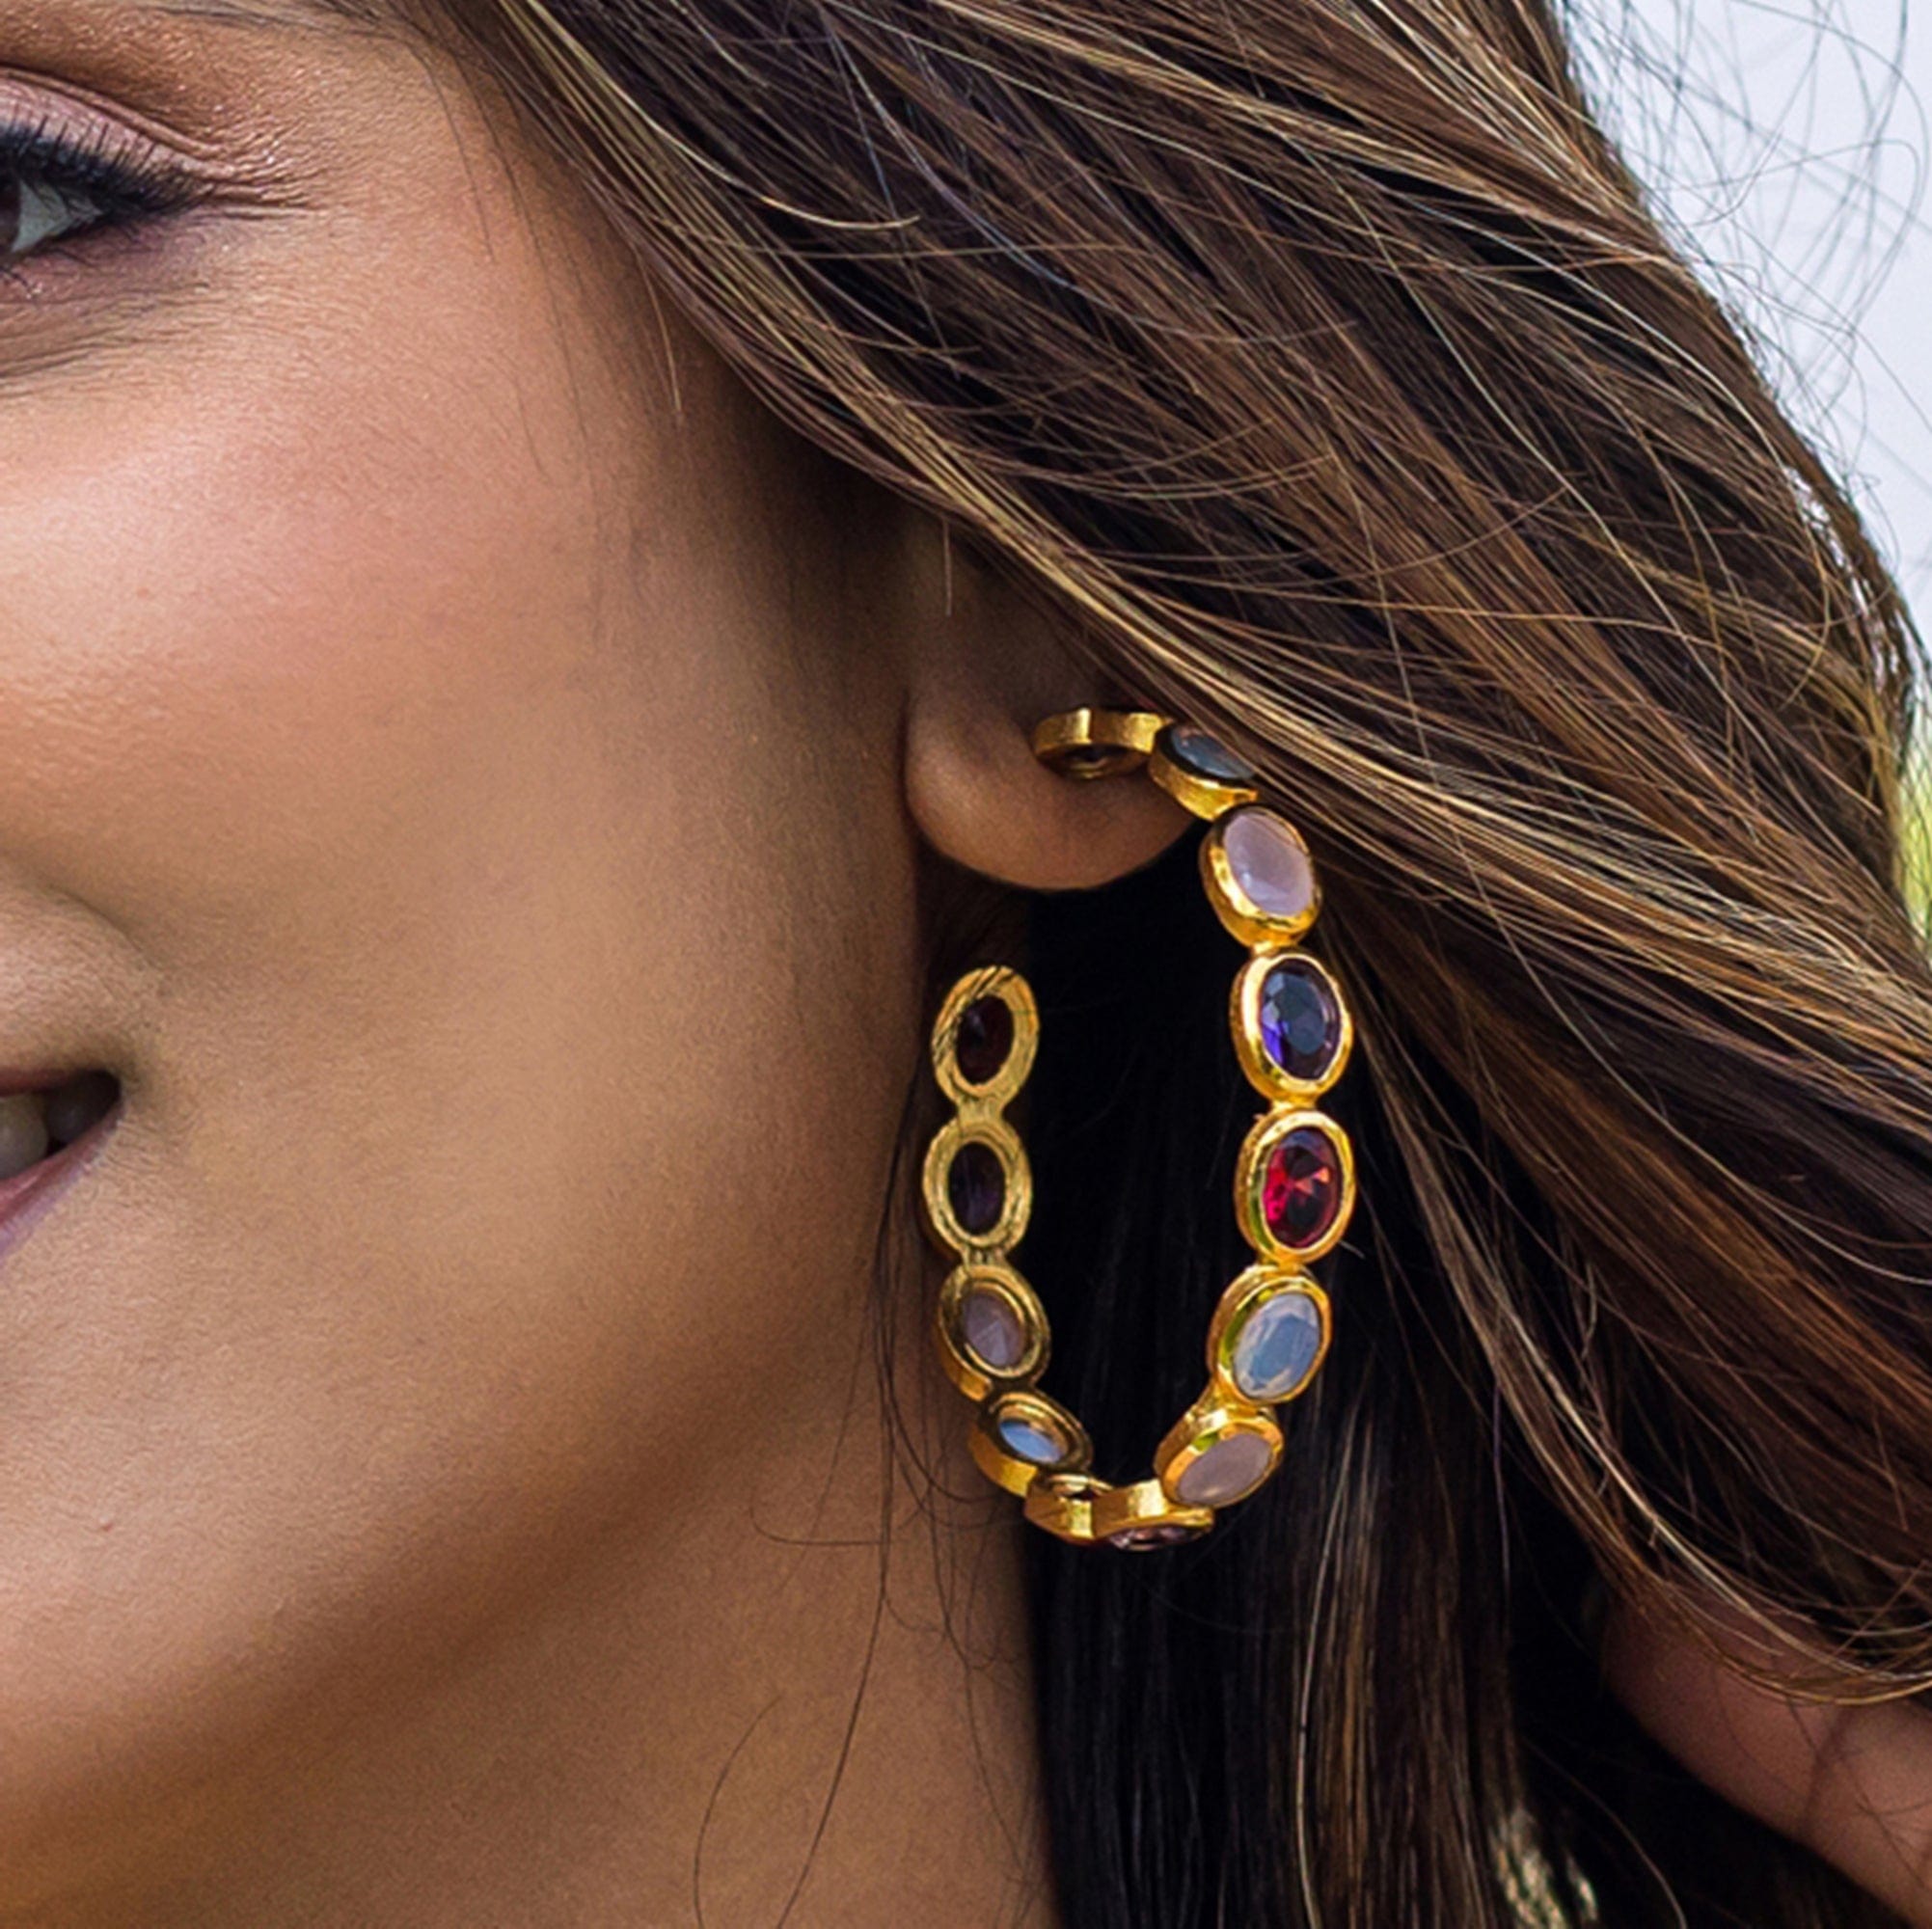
1574;2;1929;618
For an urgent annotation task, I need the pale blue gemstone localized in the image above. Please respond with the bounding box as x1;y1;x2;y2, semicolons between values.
1231;1291;1324;1401
996;1414;1065;1464
1166;722;1258;784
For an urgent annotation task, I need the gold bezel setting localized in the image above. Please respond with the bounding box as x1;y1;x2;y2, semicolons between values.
1200;805;1321;946
920;709;1358;1547
1234;1105;1356;1265
1229;950;1353;1100
1207;1263;1332;1406
937;1260;1050;1400
930;965;1039;1107
1156;1399;1285;1508
920;1114;1032;1255
1148;721;1264;819
1029;706;1168;780
972;1388;1094;1495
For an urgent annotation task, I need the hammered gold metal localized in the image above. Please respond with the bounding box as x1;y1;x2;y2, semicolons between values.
930;964;1039;1107
919;1113;1032;1255
1089;1479;1214;1549
1029;706;1169;779
1023;1470;1108;1544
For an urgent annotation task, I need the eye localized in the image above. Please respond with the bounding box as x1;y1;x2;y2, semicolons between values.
0;114;194;274
2;171;111;258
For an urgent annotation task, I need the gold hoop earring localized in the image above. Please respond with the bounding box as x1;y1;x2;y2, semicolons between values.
918;709;1356;1549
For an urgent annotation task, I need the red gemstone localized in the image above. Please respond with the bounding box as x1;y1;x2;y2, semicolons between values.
1261;1126;1342;1248
955;996;1014;1087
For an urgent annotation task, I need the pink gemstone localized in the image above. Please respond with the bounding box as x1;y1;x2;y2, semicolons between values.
961;1287;1026;1371
1262;1126;1341;1249
1222;808;1314;924
1174;1431;1276;1507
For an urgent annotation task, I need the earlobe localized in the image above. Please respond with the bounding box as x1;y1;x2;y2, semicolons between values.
897;523;1191;892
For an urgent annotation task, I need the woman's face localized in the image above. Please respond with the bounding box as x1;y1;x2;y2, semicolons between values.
0;2;1022;1903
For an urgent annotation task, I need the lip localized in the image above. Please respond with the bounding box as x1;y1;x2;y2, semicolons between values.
0;1100;122;1271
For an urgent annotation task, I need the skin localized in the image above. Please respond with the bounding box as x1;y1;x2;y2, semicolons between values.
0;2;1924;1923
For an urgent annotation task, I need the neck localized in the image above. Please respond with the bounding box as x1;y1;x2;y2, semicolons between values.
48;1354;1059;1928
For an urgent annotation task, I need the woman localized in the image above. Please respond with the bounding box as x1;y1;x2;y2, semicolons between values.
1;0;1927;1921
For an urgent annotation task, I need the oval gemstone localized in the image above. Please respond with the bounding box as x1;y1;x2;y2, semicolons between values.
1222;808;1315;925
1165;723;1259;784
954;995;1014;1087
961;1285;1027;1372
1229;1289;1325;1401
1261;1126;1343;1249
996;1412;1068;1465
947;1140;1006;1236
1107;1522;1204;1551
1173;1430;1276;1507
1259;960;1342;1084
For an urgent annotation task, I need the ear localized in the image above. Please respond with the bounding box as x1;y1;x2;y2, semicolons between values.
893;514;1192;891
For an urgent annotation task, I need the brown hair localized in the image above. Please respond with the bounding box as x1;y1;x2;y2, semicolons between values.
424;2;1932;1920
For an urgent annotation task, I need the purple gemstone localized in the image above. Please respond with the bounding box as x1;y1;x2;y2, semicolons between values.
961;1286;1026;1371
1173;1431;1276;1507
1222;808;1314;924
1107;1523;1204;1551
1259;960;1342;1083
954;996;1014;1087
1164;723;1258;785
947;1140;1006;1236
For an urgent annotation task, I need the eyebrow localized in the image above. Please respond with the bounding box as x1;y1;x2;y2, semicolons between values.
148;0;395;25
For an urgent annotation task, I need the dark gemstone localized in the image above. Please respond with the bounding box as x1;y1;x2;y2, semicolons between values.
955;996;1014;1086
1164;722;1258;785
947;1139;1006;1236
1108;1523;1203;1551
1262;1126;1342;1248
1259;961;1342;1083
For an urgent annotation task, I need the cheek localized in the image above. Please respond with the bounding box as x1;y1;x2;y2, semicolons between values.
0;188;916;1875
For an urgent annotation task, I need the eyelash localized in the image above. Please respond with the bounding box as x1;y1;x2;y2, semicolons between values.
0;110;199;254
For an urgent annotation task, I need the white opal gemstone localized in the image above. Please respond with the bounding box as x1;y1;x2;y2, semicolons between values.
962;1287;1026;1372
1222;808;1314;923
1230;1290;1324;1401
1173;1430;1276;1507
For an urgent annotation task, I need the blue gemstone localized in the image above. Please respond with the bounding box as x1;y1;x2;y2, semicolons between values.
996;1414;1066;1464
1231;1291;1324;1401
1164;723;1258;784
1259;960;1341;1083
